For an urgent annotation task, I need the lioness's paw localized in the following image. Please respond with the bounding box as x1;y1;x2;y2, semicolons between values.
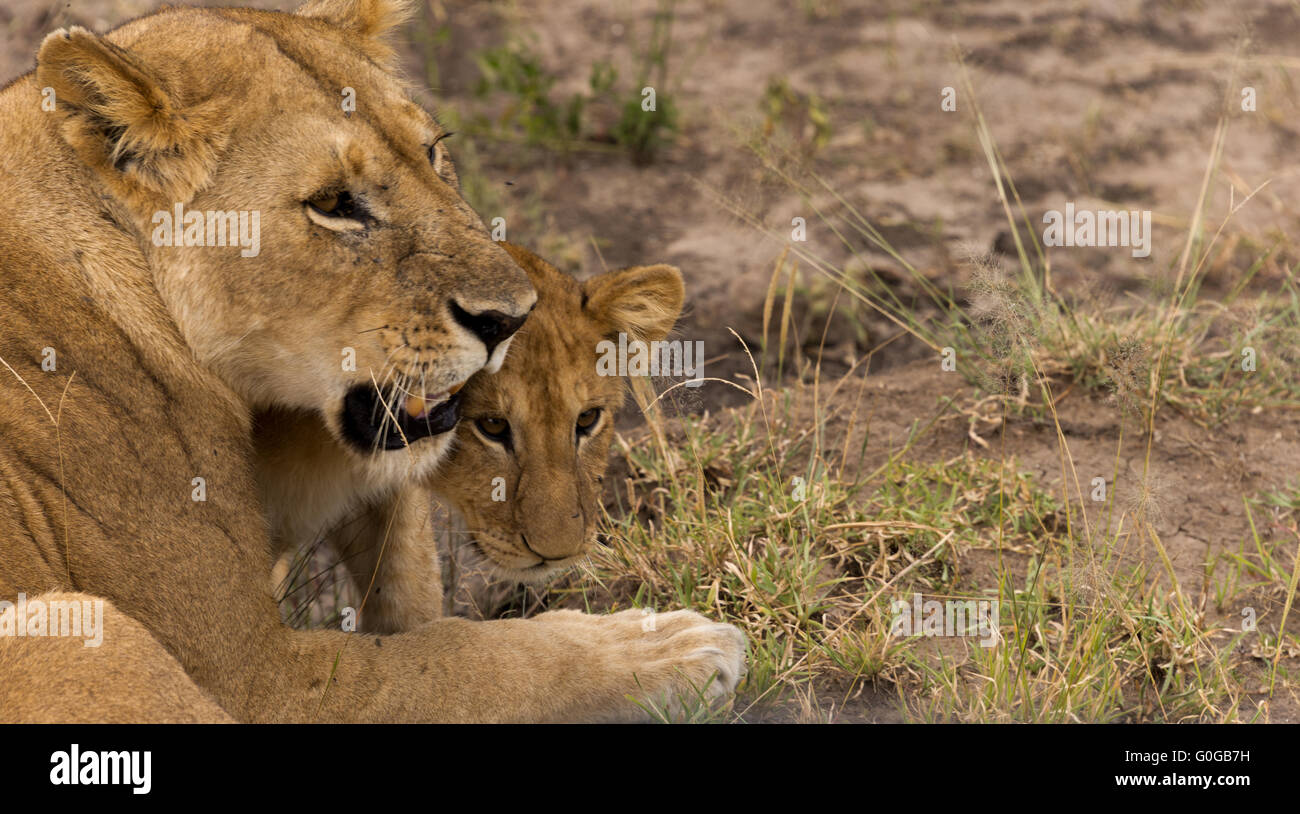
531;607;747;721
609;608;747;720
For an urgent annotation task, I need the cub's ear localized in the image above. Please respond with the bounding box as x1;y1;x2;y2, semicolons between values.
583;264;685;343
296;0;416;65
36;27;224;200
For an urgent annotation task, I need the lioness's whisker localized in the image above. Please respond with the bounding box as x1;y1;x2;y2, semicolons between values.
378;374;406;451
369;343;408;426
417;354;435;435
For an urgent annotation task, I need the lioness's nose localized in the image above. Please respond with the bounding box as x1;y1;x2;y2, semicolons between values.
450;300;528;355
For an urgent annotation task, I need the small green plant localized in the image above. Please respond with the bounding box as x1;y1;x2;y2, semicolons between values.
612;0;680;164
761;77;832;154
474;44;587;146
469;2;682;164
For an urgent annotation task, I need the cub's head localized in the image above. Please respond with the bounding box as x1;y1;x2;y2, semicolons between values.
34;0;533;478
429;243;685;581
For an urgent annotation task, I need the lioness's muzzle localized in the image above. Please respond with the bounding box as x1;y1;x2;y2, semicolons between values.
339;384;461;451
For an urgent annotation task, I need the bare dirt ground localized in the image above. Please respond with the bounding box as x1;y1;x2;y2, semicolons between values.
7;0;1299;721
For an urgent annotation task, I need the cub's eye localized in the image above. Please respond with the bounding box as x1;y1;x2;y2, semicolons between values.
305;190;368;229
575;408;601;437
476;416;510;442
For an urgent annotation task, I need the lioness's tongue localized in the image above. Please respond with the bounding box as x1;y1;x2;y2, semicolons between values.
405;395;428;419
404;393;448;420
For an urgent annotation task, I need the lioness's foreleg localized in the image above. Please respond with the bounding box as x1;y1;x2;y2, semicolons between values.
285;607;746;722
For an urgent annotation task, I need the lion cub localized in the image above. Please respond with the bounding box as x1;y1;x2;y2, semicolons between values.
267;242;685;632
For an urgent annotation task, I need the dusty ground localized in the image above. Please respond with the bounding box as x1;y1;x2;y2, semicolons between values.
7;0;1299;720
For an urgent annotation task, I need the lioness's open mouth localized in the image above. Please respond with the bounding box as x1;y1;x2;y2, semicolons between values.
339;383;463;451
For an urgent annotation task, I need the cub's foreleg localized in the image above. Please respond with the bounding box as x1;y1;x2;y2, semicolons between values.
326;487;443;633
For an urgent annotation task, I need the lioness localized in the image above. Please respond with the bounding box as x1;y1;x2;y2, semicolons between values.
0;0;744;723
268;242;686;630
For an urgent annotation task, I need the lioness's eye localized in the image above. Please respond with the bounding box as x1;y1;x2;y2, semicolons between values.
308;192;338;213
575;408;601;437
427;133;459;189
476;417;510;442
427;131;454;166
305;190;368;226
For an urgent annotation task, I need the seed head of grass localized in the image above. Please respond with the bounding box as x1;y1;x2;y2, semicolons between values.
959;250;1045;403
967;256;1039;357
1103;337;1151;425
1124;466;1168;532
975;363;1029;400
1064;530;1115;609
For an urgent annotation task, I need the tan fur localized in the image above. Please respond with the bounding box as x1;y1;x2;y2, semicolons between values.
0;593;234;723
0;0;744;723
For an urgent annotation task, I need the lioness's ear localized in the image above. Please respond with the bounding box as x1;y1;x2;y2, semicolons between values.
583;264;685;342
36;27;223;200
296;0;416;65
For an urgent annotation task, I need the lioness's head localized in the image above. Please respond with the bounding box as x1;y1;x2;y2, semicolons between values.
35;0;533;478
429;243;685;582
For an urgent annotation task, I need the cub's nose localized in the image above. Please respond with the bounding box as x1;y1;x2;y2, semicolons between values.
450;300;529;355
